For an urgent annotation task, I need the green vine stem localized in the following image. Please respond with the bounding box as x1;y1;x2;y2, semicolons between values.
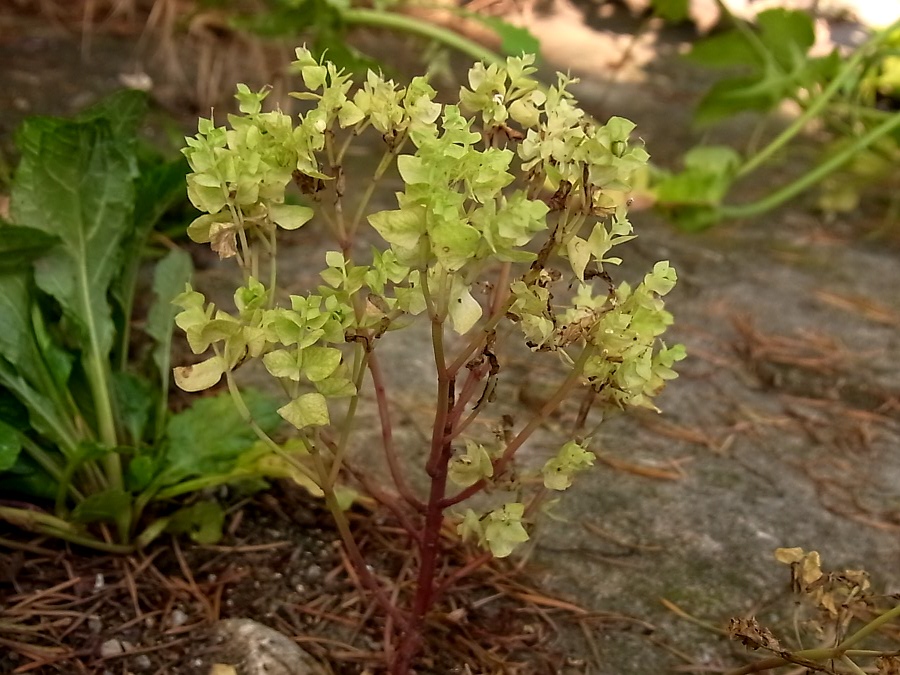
837;601;900;651
342;8;503;67
720;111;900;219
735;17;900;180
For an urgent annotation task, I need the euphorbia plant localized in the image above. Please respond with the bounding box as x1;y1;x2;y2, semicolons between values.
176;49;685;673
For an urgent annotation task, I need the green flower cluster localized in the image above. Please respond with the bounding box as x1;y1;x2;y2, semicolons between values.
175;49;684;560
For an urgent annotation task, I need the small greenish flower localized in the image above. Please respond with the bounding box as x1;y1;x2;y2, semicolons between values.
542;440;595;491
448;440;494;487
483;503;529;558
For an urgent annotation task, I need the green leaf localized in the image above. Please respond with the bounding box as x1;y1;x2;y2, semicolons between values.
756;9;815;66
430;220;480;271
126;454;155;492
0;359;75;451
263;349;302;381
146;248;193;436
11;111;136;364
448;440;493;487
0;419;23;471
269;203;314;230
166;501;225;545
0;452;57;499
541;440;594;491
115;155;189;352
686;32;760;69
159;390;281;487
0;224;59;273
654;145;741;214
368;206;427;250
314;375;357;398
71;488;132;525
278;392;330;429
483;503;529;558
448;286;482;335
687;9;821;126
0;273;47;387
173;356;225;392
0;389;31;432
0;275;77;449
301;346;342;382
693;76;777;125
112;371;155;445
76;89;148;137
651;0;689;22
471;15;541;58
683;145;742;174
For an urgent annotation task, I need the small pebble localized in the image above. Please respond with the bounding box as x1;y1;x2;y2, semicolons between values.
88;615;103;633
100;639;124;658
170;608;189;627
134;654;152;671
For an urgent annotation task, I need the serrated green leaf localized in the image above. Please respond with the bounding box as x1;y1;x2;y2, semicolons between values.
11;112;135;366
119;154;189;313
166;501;225;545
0;275;77;450
147;248;193;439
76;89;148;137
159;390;281;487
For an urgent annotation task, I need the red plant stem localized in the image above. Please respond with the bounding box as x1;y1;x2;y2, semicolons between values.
449;364;487;423
490;261;512;316
394;319;458;673
439;346;594;509
392;434;453;674
368;353;427;512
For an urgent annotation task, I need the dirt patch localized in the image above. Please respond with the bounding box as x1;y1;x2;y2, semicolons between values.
1;483;592;674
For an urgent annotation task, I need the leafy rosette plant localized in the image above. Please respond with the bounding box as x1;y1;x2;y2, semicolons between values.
176;49;685;673
0;92;289;551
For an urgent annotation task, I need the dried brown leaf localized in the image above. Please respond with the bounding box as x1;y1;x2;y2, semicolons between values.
877;656;900;675
727;617;781;652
